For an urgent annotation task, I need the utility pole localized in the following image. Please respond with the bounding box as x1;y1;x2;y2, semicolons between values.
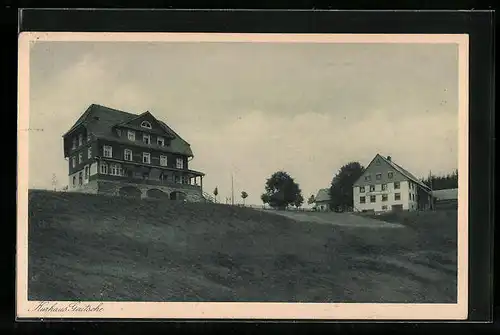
51;173;57;191
231;173;234;206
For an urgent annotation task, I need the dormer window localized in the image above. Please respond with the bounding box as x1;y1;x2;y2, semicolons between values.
141;121;152;129
78;134;83;146
157;136;165;146
72;138;77;149
127;130;135;141
143;134;151;145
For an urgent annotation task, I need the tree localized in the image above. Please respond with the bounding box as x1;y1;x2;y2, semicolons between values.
294;192;304;209
422;169;458;190
307;194;316;205
213;187;218;203
241;191;248;206
261;171;303;210
329;162;365;212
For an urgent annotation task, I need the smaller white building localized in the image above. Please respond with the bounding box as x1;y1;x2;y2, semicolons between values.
314;188;331;211
432;188;458;209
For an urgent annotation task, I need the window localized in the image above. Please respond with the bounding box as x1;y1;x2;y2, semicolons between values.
360;196;366;204
78;152;83;164
141;121;152;129
388;172;394;179
157;137;165;146
176;158;184;169
85;166;89;179
382;194;388;202
117;129;122;137
143;134;151;145
87;147;92;159
376;173;382;180
360;186;365;193
128;130;135;141
394;181;400;189
395;193;401;201
174;175;181;184
376;159;380;165
72;176;76;186
143;152;151;164
72;138;77;149
78;134;83;146
160;155;168;166
110;164;122;176
381;183;387;191
71;157;76;168
364;175;371;181
100;162;108;174
369;185;375;192
103;145;113;158
182;176;188;184
370;195;376;203
78;172;83;185
124;149;133;161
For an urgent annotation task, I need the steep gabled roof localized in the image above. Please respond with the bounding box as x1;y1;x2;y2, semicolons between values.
431;188;458;200
315;188;331;203
114;111;176;139
63;104;193;157
378;155;431;191
353;153;431;192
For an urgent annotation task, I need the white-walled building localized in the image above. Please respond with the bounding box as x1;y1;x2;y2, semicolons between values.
352;154;433;213
314;188;331;211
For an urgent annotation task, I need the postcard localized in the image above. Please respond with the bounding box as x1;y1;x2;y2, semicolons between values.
17;32;469;320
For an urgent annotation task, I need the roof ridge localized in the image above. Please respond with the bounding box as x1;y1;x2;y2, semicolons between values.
380;155;430;190
92;103;138;117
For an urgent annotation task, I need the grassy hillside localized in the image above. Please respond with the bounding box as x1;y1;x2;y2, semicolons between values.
28;190;457;303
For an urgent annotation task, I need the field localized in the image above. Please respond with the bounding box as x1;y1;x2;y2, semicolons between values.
27;190;457;303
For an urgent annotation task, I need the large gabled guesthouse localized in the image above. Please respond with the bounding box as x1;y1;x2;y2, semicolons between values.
352;154;433;213
62;104;206;202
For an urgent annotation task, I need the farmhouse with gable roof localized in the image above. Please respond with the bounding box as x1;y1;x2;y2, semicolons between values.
62;104;207;202
313;188;331;211
352;154;433;213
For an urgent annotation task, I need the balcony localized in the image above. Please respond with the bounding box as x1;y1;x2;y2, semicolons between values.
91;173;202;190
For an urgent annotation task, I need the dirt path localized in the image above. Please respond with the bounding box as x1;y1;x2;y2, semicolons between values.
263;210;404;228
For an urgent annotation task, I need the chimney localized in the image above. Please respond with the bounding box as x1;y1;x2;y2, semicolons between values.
387;156;391;161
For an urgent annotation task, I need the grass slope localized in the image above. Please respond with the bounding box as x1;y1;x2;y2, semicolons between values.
28;190;457;303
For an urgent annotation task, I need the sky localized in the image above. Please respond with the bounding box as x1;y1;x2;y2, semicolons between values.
27;40;459;206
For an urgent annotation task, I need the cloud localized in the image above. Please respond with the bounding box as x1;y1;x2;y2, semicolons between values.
185;108;457;206
27;41;459;206
28;52;156;189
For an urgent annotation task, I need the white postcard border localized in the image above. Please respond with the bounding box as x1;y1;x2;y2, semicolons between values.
17;32;469;320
